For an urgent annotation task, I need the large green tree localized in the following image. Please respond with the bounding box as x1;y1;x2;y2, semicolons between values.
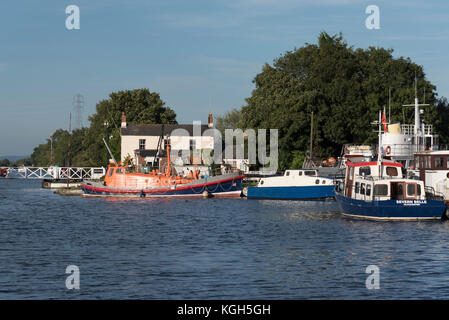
240;32;449;170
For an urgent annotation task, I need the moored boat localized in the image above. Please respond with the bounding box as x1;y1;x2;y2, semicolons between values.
247;169;335;200
81;146;244;198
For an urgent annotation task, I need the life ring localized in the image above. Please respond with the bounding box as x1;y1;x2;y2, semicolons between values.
386;146;391;154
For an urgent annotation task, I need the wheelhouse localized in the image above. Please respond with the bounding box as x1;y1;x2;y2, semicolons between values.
341;161;426;202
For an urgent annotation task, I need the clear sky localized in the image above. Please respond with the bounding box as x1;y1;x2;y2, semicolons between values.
1;0;448;156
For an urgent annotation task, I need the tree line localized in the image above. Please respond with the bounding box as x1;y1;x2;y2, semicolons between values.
216;32;449;170
22;32;449;171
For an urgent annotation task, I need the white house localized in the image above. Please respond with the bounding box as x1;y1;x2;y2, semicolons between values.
120;113;215;169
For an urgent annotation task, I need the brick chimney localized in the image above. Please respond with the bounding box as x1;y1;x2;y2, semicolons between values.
208;113;213;128
121;112;127;128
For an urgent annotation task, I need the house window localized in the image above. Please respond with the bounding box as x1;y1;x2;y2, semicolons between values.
189;139;196;151
164;138;171;149
139;139;146;150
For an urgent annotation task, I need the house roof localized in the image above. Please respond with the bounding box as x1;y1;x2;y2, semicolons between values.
121;123;213;137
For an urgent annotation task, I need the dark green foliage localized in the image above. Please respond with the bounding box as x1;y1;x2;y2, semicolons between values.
239;32;449;170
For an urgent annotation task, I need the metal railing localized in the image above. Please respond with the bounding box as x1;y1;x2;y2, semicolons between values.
1;167;106;180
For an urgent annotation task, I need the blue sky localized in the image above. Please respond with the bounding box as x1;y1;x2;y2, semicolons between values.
1;0;448;156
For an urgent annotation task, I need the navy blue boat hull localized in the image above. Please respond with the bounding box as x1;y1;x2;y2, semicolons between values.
335;192;447;220
247;185;335;200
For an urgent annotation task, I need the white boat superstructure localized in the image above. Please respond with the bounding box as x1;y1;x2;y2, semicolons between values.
380;91;439;168
412;150;449;203
258;169;334;187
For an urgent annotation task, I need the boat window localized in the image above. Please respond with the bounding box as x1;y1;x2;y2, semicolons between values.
415;157;420;169
359;166;371;176
435;157;444;169
298;171;303;176
322;180;326;184
373;184;388;196
447;157;449;169
366;184;372;197
315;179;320;184
108;168;113;177
386;167;398;176
355;182;360;194
417;184;421;195
285;171;290;176
115;168;123;174
305;171;316;176
360;183;366;195
407;183;416;197
260;180;264;185
391;182;404;200
426;156;431;169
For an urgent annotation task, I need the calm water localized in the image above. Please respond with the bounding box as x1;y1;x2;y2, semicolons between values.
2;179;449;299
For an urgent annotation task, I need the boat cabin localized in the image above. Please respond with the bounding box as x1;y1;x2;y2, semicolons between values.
413;150;449;201
342;161;426;202
258;169;334;187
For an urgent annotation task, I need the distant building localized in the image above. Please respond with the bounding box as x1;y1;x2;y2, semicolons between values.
120;112;215;171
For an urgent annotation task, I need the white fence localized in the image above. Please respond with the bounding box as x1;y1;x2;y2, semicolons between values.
0;167;106;180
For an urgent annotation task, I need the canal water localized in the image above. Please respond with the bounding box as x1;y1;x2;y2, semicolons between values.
1;179;449;299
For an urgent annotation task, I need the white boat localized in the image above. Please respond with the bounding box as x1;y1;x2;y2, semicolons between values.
247;169;335;200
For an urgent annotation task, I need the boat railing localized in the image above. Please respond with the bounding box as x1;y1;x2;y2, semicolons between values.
424;186;445;200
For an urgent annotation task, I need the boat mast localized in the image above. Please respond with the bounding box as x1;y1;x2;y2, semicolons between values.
402;75;429;152
378;110;382;177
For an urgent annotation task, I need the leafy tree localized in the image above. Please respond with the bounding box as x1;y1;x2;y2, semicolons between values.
240;32;448;170
85;88;177;165
0;158;11;167
215;108;242;134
